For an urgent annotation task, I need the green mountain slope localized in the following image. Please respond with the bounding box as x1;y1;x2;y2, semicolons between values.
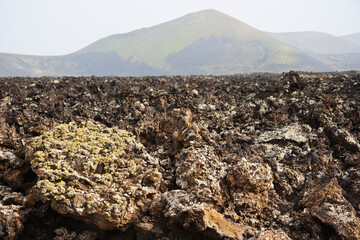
316;53;360;71
267;31;360;55
341;33;360;47
76;9;328;73
166;35;326;74
78;9;276;68
0;52;162;77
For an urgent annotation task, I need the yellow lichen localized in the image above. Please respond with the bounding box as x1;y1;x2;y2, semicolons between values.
26;120;161;229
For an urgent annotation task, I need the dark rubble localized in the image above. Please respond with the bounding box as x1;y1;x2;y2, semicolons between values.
0;71;360;240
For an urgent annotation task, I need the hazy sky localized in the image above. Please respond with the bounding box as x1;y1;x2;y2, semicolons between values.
1;0;359;55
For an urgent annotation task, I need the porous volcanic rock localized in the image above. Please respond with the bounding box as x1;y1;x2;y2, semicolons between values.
301;178;360;239
26;120;162;230
0;185;26;240
249;229;291;240
226;158;273;213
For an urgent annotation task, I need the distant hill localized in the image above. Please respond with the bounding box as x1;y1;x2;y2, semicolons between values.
316;53;360;71
0;52;162;77
267;31;360;71
267;31;360;55
0;10;354;76
341;33;360;47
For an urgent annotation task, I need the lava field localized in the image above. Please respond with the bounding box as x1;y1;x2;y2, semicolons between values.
0;71;360;240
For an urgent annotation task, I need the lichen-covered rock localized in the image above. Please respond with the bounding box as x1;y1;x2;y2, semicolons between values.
255;123;313;162
137;108;202;160
270;160;305;197
253;124;314;200
154;190;205;223
26;120;162;230
256;123;309;145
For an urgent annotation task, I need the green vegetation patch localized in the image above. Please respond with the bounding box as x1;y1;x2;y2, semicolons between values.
26;120;162;229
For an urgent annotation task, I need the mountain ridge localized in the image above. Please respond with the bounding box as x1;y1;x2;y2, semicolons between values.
267;31;360;55
341;32;360;47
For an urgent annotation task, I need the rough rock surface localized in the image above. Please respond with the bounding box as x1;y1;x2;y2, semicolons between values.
0;71;359;239
26;120;162;230
249;229;291;240
301;178;360;240
0;185;26;240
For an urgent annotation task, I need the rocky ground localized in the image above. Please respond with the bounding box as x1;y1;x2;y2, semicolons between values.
0;71;360;240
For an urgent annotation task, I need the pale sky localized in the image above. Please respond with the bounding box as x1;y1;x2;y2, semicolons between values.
1;0;359;56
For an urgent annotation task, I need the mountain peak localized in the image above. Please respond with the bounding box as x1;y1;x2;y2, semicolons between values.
178;9;241;25
189;9;221;14
185;9;228;16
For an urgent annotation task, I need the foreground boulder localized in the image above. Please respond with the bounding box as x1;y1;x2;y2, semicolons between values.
26;120;162;230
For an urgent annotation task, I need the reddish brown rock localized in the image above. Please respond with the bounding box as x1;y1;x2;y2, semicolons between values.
200;207;253;239
301;178;360;240
153;190;253;239
162;108;201;147
0;186;26;240
226;158;273;213
3;169;22;189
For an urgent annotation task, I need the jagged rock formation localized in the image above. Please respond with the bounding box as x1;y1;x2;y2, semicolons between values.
0;71;359;239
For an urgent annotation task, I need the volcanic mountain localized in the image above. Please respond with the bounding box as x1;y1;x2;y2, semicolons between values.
0;9;344;76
